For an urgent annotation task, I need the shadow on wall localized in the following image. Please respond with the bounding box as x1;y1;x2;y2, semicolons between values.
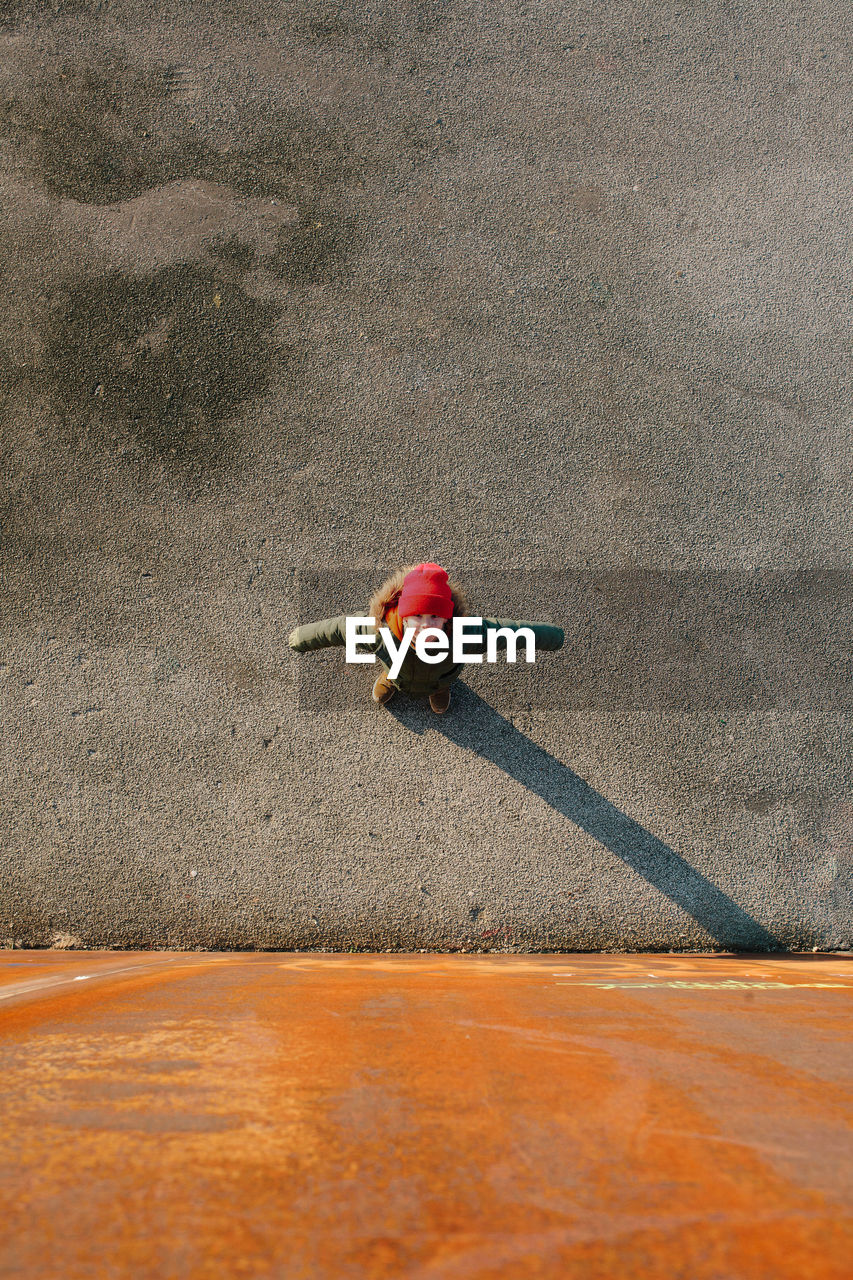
389;683;780;951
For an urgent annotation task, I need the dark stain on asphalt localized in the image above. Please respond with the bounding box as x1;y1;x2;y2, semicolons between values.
265;206;360;286
0;57;202;205
0;54;358;206
42;262;282;474
1;50;378;469
206;235;259;272
0;40;462;478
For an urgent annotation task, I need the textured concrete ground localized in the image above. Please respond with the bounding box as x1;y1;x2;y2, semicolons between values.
1;951;851;1278
1;1;851;950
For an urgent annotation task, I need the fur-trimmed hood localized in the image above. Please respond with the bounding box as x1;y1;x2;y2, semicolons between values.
368;565;471;626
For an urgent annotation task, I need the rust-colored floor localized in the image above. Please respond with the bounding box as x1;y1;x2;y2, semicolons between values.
1;952;851;1279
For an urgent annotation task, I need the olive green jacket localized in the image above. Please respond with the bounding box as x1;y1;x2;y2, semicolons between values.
288;614;565;698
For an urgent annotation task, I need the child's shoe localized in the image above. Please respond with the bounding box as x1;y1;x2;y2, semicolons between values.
429;687;451;714
372;673;396;706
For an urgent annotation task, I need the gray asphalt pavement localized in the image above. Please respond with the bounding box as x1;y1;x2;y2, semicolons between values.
1;0;851;950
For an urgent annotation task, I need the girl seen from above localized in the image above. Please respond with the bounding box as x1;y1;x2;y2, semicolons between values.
288;561;565;714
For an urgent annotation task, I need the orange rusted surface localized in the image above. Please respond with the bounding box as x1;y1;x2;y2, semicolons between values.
1;952;851;1279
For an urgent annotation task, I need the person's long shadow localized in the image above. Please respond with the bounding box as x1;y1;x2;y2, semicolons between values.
388;682;779;950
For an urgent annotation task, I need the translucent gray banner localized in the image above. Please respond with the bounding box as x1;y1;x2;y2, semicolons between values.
291;567;852;712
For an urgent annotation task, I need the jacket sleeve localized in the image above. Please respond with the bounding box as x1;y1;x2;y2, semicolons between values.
288;615;349;651
470;617;565;655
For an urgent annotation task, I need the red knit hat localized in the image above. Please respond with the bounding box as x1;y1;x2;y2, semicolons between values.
398;562;454;620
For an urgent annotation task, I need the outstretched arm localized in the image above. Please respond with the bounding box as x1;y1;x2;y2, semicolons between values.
473;618;565;654
288;615;349;651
